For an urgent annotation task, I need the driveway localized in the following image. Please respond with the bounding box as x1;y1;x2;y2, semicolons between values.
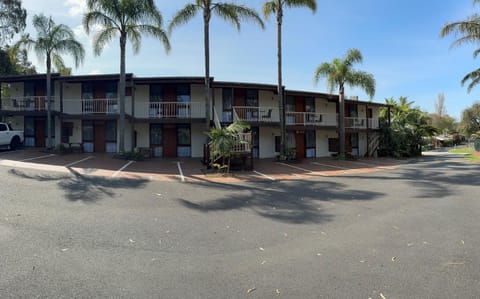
0;151;479;298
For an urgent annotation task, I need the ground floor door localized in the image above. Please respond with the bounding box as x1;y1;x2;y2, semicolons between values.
94;121;106;153
34;119;46;148
295;130;306;159
163;125;177;158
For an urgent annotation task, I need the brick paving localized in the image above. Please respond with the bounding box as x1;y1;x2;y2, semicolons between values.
0;148;405;183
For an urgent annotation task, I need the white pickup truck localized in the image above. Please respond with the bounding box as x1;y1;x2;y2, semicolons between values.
0;122;24;150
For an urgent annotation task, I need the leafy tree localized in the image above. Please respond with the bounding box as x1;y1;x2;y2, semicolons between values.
263;0;316;159
169;0;264;132
18;14;84;149
0;0;27;46
207;121;250;173
459;102;480;137
84;0;170;153
379;97;436;157
314;48;375;157
441;0;480;92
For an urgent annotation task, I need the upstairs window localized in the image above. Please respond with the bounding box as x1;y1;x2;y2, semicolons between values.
82;82;94;99
105;81;117;99
177;84;190;103
286;96;295;112
246;89;258;107
150;84;163;102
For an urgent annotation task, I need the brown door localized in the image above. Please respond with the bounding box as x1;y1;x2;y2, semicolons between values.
163;125;177;158
94;84;106;113
35;82;46;110
295;130;305;159
295;96;304;125
34;119;46;147
233;88;246;119
94;121;105;153
345;132;352;153
164;85;177;117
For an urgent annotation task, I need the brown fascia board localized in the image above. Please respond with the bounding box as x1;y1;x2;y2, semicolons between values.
58;73;134;82
286;88;388;107
212;80;277;91
133;76;206;85
0;73;61;82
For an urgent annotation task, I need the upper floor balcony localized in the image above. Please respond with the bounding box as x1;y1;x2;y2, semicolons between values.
233;106;380;129
0;96;59;112
63;98;120;115
135;101;205;119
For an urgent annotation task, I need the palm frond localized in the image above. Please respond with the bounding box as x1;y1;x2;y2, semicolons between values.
461;68;480;92
92;26;118;56
348;70;376;98
213;3;265;30
262;1;278;19
168;4;199;33
344;48;362;67
284;0;317;12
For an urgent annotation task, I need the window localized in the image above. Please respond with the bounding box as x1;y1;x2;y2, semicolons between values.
82;82;94;99
24;82;34;97
306;130;316;148
349;104;358;117
177;125;191;146
286;96;295;112
177;84;190;102
251;127;259;158
222;88;233;122
305;97;315;112
0;123;6;131
82;121;94;142
245;89;258;107
328;138;339;152
105;81;117;99
105;120;117;142
150;84;163;102
61;122;73;143
177;125;191;157
24;118;34;137
150;124;163;145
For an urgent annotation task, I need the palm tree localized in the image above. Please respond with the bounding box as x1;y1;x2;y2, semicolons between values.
207;120;250;173
169;1;264;132
263;0;317;159
441;0;480;92
18;14;84;149
83;0;170;153
313;48;375;157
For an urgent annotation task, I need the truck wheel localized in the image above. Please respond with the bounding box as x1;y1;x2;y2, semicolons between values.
10;136;20;150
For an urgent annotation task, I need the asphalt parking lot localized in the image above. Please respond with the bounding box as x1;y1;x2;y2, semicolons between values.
0;148;405;183
1;149;479;298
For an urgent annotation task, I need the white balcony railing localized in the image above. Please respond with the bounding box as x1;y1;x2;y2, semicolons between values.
1;96;58;112
63;99;119;115
141;102;205;119
286;112;338;126
345;117;367;129
367;118;379;129
233;106;279;123
232;132;252;153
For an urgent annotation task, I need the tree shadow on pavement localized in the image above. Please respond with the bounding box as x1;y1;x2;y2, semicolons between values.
8;167;148;203
177;179;384;224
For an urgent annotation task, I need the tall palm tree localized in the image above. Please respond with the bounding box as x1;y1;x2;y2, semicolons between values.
83;0;170;153
19;14;84;149
263;0;316;159
169;1;264;131
441;0;480;92
313;48;375;157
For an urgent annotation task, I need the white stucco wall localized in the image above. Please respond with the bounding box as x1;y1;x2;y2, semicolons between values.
191;123;205;158
8;82;24;98
67;120;82;144
62;83;82;114
134;85;149;118
316;129;338;157
259;126;280;158
134;123;150;148
3;116;24;130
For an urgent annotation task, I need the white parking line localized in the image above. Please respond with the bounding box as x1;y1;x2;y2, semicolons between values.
177;162;185;182
253;170;276;181
64;156;94;168
20;154;55;162
311;162;348;170
112;160;135;178
277;162;312;173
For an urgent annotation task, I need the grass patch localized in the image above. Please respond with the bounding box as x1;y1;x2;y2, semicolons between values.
449;147;480;162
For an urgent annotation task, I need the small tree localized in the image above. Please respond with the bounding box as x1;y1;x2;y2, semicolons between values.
207;121;250;173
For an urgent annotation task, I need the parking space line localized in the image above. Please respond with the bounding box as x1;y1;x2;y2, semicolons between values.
20;154;55;162
112;160;135;178
312;162;348;170
177;162;185;182
277;162;312;173
253;170;276;181
64;156;94;168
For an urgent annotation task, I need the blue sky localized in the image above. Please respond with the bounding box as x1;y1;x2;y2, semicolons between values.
21;0;480;119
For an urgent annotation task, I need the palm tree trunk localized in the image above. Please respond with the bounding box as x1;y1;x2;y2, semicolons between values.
119;34;126;153
338;85;345;157
277;2;286;159
204;9;211;132
46;55;52;149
